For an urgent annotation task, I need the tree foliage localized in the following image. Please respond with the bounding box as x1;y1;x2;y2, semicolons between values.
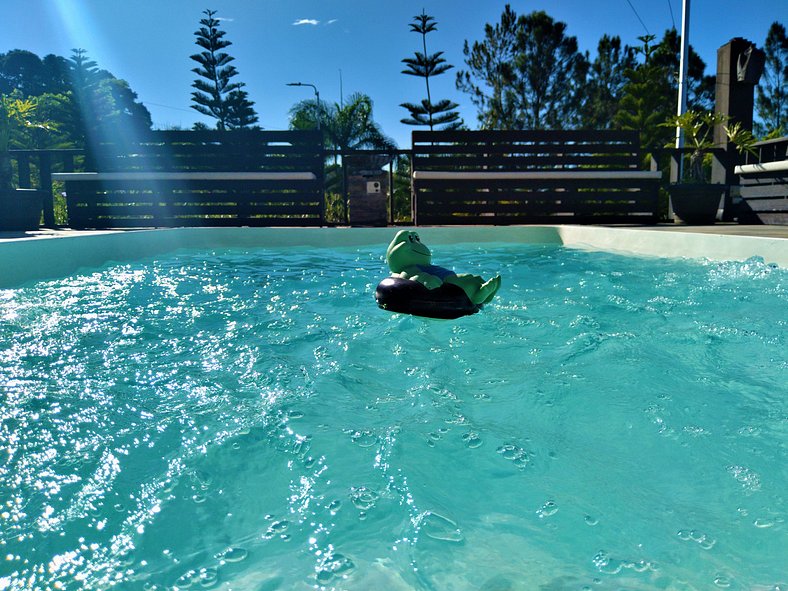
0;50;70;96
612;30;715;154
613;35;674;152
400;11;462;131
579;35;635;129
456;6;588;129
0;48;151;151
650;28;715;111
755;21;787;137
289;93;395;151
190;9;257;130
68;48;152;149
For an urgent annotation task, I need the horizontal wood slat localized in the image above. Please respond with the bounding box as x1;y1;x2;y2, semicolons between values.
413;129;641;144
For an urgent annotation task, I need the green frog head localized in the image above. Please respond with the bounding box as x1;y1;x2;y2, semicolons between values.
386;230;432;273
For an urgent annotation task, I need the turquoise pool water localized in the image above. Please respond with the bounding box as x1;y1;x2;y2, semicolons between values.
0;243;785;590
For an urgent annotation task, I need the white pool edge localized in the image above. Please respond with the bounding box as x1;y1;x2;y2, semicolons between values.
1;225;786;288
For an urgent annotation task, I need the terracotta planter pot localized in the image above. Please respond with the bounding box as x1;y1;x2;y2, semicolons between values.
669;184;725;225
0;188;43;231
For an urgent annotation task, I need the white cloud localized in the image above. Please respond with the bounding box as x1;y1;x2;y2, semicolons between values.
293;18;319;26
216;17;234;22
326;19;338;25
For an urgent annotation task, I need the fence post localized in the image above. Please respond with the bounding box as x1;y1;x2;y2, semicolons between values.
16;153;31;188
388;157;394;225
39;152;56;227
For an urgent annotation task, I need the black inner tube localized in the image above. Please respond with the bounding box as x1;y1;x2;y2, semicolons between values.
375;276;481;319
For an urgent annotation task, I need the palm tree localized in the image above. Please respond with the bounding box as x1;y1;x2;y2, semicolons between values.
289;92;395;152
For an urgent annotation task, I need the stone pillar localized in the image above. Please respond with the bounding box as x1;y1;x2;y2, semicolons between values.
345;154;392;226
712;38;765;219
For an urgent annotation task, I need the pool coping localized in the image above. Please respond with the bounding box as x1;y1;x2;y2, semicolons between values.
1;225;787;288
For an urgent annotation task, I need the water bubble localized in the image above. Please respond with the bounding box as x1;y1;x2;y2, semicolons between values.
198;567;219;588
292;438;311;456
714;574;732;588
175;569;199;588
629;560;649;573
677;529;715;549
420;511;463;543
696;535;716;550
263;520;290;540
462;432;483;448
498;444;518;460
496;443;530;468
350;486;379;511
192;494;207;504
315;553;355;583
328;500;341;515
350;430;378;447
727;465;761;491
754;518;774;528
593;551;622;575
537;500;558;518
218;547;248;563
192;470;213;490
584;515;598;526
270;520;289;533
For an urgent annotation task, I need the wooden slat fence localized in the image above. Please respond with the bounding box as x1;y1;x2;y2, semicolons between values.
735;136;788;225
53;130;325;229
412;129;662;225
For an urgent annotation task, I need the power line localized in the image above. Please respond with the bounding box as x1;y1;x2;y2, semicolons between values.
144;101;194;114
624;0;650;35
666;0;676;29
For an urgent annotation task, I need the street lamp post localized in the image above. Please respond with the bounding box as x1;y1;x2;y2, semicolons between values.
287;82;321;131
675;0;691;180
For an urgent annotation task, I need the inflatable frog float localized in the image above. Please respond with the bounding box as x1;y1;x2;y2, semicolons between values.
375;230;501;319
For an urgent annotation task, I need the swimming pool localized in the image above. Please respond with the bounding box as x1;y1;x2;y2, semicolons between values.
0;231;786;590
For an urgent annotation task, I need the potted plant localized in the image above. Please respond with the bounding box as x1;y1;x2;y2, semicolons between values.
661;110;756;225
0;93;51;231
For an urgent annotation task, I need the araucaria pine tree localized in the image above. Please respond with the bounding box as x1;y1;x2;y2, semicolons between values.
755;21;787;137
190;9;257;130
400;11;462;131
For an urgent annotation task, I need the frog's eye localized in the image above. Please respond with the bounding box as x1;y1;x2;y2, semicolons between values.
408;234;415;242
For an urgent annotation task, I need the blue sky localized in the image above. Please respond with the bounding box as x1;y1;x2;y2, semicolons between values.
5;0;785;147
